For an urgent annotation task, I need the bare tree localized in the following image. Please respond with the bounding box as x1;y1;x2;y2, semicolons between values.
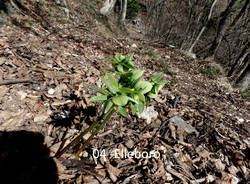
100;0;117;16
229;0;250;28
100;0;128;25
206;0;239;58
144;0;249;89
120;0;127;25
188;0;218;53
228;41;249;77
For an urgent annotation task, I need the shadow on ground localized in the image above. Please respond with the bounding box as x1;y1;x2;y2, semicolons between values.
0;130;58;184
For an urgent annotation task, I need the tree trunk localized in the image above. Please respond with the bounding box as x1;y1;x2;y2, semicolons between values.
188;0;218;53
206;0;239;58
236;58;250;90
230;0;250;28
227;41;250;77
120;0;127;25
100;0;117;16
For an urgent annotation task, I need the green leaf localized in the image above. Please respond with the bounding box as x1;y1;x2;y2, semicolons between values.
118;53;125;60
146;96;151;106
137;92;145;102
130;103;137;115
158;80;170;85
119;87;135;94
106;73;119;91
124;54;134;67
130;77;141;88
131;70;144;81
138;103;144;113
98;88;109;95
126;53;134;61
117;64;123;72
127;96;138;104
101;77;116;94
151;72;163;83
150;85;157;94
112;95;128;106
123;62;133;70
104;100;113;114
118;106;127;117
132;94;139;102
115;53;122;61
147;92;158;98
89;95;107;102
135;80;153;94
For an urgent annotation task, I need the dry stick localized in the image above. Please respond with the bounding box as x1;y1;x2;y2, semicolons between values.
0;79;33;85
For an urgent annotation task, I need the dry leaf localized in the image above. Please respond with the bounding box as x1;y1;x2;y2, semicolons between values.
0;86;8;98
105;162;121;182
34;110;52;123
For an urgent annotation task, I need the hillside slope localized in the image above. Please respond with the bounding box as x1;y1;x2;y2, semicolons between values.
0;1;249;183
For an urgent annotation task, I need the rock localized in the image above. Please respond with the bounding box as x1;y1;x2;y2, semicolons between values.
137;106;158;124
169;116;198;136
131;43;137;48
235;116;244;123
132;18;141;27
17;91;27;100
48;88;55;95
237;70;250;91
168;45;175;48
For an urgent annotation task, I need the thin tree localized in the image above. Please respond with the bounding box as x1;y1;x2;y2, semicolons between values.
120;0;127;25
230;0;249;28
206;0;239;58
188;0;218;53
100;0;117;16
227;41;250;77
100;0;128;25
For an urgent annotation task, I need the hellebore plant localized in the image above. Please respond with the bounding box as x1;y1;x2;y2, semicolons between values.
55;53;169;158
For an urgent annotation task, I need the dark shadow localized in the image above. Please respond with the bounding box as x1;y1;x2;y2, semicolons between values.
0;130;58;184
50;102;98;128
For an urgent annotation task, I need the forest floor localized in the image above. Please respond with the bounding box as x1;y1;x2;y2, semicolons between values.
0;1;249;184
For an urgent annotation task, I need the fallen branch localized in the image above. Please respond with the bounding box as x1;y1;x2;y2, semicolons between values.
0;79;33;85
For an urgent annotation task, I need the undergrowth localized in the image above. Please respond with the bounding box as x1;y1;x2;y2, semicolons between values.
241;87;250;101
199;65;223;79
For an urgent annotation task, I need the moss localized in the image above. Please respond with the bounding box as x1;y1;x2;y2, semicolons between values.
23;19;33;26
142;48;159;58
159;62;172;76
241;87;250;101
199;62;225;79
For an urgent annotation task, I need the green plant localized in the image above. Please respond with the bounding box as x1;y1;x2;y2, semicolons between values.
199;65;223;79
160;62;172;76
23;19;33;26
127;0;140;19
55;53;169;158
144;50;159;59
241;87;250;101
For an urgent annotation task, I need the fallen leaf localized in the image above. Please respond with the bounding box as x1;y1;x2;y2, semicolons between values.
34;110;52;123
0;86;8;98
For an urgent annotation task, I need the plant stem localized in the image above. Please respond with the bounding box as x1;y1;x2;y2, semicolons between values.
76;107;116;156
55;118;101;158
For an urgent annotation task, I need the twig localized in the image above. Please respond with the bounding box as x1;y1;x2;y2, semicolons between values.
0;79;33;85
